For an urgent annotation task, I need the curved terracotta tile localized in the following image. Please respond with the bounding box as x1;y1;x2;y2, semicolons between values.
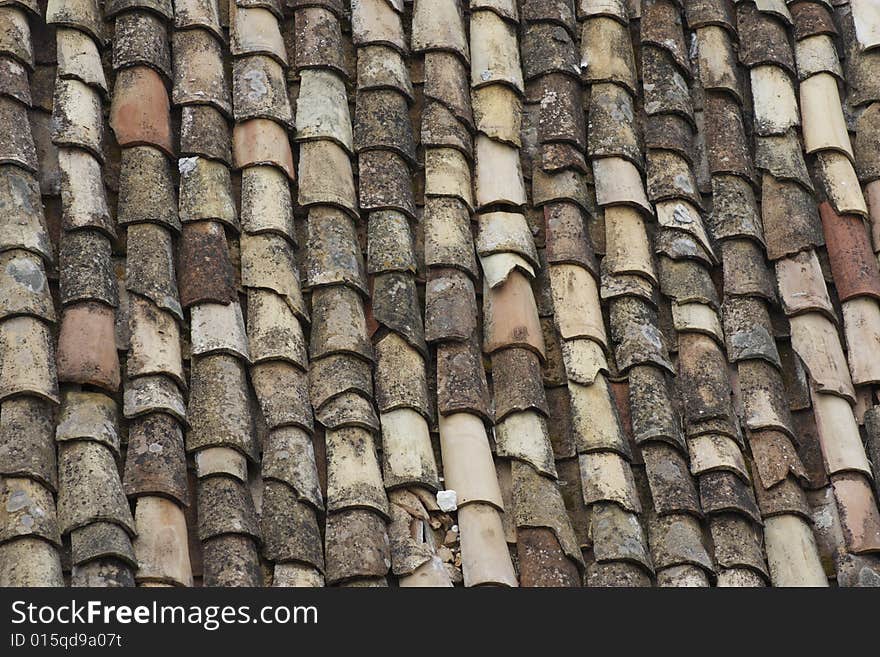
177;220;237;308
483;269;545;359
819;202;880;302
832;473;880;554
109;66;173;157
56;301;120;391
232;118;295;180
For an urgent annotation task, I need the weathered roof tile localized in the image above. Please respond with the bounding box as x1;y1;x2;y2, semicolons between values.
492;347;549;420
371;271;427;355
246;287;307;367
737;1;796;74
247;0;286;18
704;92;754;182
69;519;135;568
178;220;237;308
580;16;637;94
123;374;186;424
472;84;522;147
854;103;880;183
0;250;54;322
755;133;812;192
232;55;293;126
820;202;880;301
709;514;768;577
57;439;134;536
368;210;417;275
187;354;257;459
117;146;179;231
56;302;119;392
295;69;352;151
110;67;173;156
850;0;880;51
172;28;232;117
521;22;579;80
800;73;854;160
241;232;307;320
411;0;468;59
425;267;477;343
56;27;106;94
628;364;684;449
233;118;295;180
297;139;356;211
358;150;416;218
424;146;473;209
761;174;824;260
374;333;430;417
45;0;105;46
641;0;690;76
252;360;313;431
590;502;652;570
815;151;869;218
832;473;880;554
471;0;518;23
790;314;856;401
699;470;762;524
180;104;233;164
179;156;237;230
351;0;406;54
647;149;702;207
544;202;599;275
685;0;736;32
175;0;223;39
840;5;880;107
791;1;837;40
722;296;779;366
436;341;492;421
309;284;372;362
643;45;694;125
190;301;250;362
720;238;776;302
593;157;652;214
0;397;56;490
240;165;294;240
56;149;113;237
131;496;192;585
123;412;187;503
776;249;835;319
231;6;288;65
261;481;323;569
105;0;172;20
534;73;586;149
294;6;347;77
197;474;260;542
483;269;545;357
642;441;701;515
0;55;31;106
305;207;367;292
0;96;36;171
589;82;642;167
610;295;673;372
795;34;844;81
324;508;389;583
59;228;116;307
424;50;473;129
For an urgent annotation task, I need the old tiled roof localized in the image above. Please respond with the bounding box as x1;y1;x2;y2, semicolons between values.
1;0;880;588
